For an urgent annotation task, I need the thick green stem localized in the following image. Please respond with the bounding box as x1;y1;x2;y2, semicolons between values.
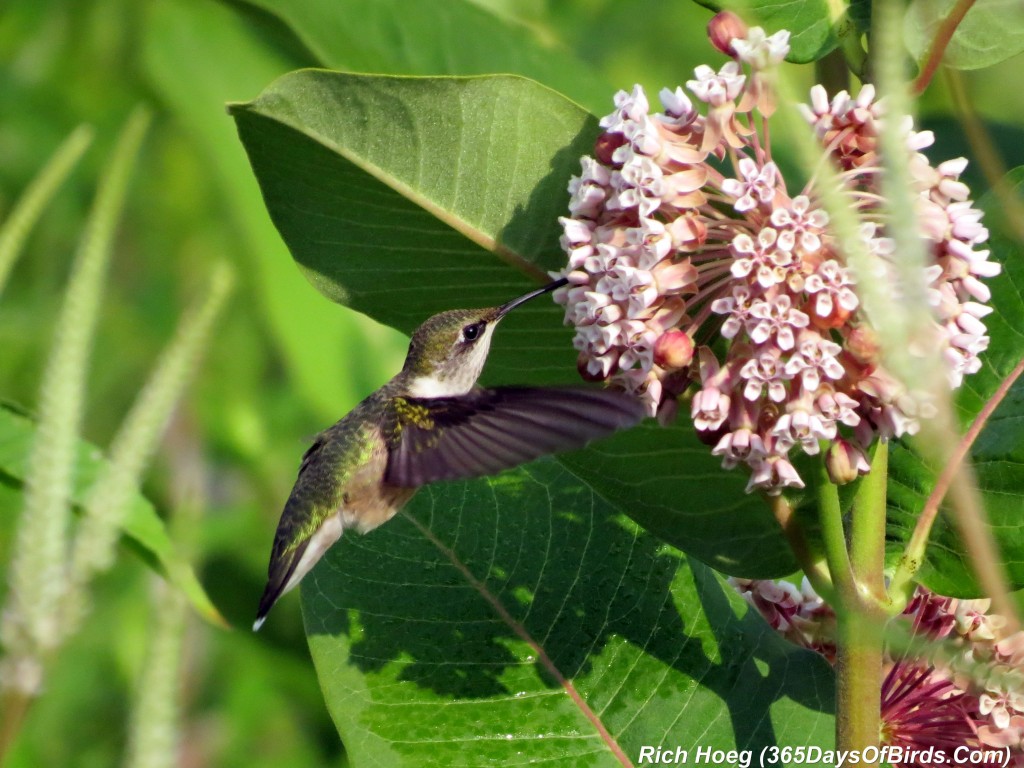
817;446;890;764
835;607;884;765
815;47;852;99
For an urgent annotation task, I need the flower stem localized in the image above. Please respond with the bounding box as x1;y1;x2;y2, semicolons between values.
767;494;833;600
0;687;32;768
911;0;978;95
817;459;856;601
850;441;888;606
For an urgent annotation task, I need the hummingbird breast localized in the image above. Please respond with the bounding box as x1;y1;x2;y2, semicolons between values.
339;446;417;533
320;412;418;534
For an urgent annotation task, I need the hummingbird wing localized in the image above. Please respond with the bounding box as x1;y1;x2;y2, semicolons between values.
383;387;644;488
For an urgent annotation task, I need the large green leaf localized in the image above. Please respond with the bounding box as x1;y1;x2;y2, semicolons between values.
905;0;1024;71
229;70;799;577
0;403;225;627
302;460;834;765
886;168;1024;596
235;0;613;114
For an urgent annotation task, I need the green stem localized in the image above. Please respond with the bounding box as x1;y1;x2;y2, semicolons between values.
835;607;884;765
0;125;93;298
0;687;33;768
818;446;889;764
767;494;834;600
815;47;852;99
817;459;856;601
850;441;889;605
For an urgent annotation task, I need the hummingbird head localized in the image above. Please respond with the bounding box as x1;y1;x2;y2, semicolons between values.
401;278;567;398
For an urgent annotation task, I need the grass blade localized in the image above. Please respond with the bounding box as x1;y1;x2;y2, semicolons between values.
66;261;234;625
1;107;150;666
0;125;94;298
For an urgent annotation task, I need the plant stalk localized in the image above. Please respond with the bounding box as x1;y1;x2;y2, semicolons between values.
816;446;889;763
850;441;888;606
835;605;884;764
767;494;833;600
817;461;856;601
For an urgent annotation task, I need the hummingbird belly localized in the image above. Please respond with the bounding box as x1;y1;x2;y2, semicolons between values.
280;483;416;598
341;481;417;534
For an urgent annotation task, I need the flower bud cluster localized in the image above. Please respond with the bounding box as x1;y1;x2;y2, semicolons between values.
552;16;1000;494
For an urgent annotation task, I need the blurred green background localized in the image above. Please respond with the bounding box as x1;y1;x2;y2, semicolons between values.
1;1;1022;766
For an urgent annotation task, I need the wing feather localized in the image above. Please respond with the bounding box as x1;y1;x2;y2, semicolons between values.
384;387;644;487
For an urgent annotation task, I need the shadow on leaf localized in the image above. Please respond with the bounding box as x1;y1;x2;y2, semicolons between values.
303;459;833;755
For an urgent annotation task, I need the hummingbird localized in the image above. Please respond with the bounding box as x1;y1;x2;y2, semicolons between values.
253;277;645;630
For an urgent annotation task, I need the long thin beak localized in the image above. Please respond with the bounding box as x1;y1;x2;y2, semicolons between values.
495;277;568;320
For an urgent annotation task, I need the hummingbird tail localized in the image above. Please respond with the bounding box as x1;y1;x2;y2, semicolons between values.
253;513;345;631
253;536;310;632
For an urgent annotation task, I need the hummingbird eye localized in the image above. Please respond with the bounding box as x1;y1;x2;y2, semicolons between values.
460;322;485;343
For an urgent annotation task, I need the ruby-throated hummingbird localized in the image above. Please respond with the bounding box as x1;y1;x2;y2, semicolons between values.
253;278;644;630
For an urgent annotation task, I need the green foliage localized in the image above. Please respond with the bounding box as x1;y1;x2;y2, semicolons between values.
0;404;221;626
0;126;92;298
142;0;406;422
695;0;850;63
3;0;1024;765
239;0;613;113
887;168;1024;596
905;0;1024;70
305;462;834;765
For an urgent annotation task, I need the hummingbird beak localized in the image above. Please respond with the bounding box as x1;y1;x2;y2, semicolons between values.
494;277;568;320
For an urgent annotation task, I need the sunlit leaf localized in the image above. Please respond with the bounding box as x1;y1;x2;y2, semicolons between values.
303;460;834;765
237;0;612;113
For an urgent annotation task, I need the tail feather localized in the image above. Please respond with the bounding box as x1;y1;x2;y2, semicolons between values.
253;537;310;632
253;512;345;631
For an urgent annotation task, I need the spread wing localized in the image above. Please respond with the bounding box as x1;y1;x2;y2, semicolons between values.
383;387;644;488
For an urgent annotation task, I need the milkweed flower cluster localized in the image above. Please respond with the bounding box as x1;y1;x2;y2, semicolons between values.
552;13;1000;494
732;578;1024;765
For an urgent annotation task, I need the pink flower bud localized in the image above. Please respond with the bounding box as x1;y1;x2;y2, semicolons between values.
825;439;870;485
845;326;880;366
708;11;749;57
652;259;699;295
594;132;628;166
654;330;695;370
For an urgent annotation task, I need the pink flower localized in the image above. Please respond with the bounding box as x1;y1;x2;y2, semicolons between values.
554;22;999;493
722;158;779;212
734;581;1024;763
